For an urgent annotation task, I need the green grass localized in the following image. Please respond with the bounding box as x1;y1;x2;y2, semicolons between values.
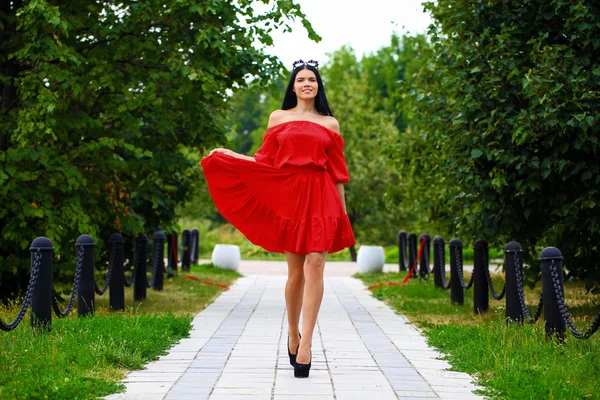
355;271;600;399
0;263;240;400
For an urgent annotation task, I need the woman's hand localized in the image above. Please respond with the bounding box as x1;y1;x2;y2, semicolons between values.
208;148;234;157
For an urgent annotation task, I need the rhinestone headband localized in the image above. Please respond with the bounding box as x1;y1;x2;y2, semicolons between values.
292;59;319;70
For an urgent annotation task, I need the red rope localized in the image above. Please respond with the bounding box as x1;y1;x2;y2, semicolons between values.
183;274;230;290
367;237;427;290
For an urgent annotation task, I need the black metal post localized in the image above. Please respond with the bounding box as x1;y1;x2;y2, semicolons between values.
398;231;407;271
181;229;191;272
152;231;166;291
167;232;178;277
30;237;53;332
134;234;148;301
540;247;566;339
505;241;523;323
77;235;95;317
419;234;431;278
433;236;445;288
408;233;417;278
191;228;199;265
449;238;464;305
473;240;489;314
109;233;125;312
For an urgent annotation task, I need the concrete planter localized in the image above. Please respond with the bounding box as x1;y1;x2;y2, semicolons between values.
211;244;241;271
357;245;385;273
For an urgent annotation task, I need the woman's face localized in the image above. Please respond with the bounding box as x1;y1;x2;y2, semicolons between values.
293;68;318;101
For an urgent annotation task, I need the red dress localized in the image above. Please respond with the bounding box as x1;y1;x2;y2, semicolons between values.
201;120;356;254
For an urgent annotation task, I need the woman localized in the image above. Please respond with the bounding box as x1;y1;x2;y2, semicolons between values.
201;59;355;378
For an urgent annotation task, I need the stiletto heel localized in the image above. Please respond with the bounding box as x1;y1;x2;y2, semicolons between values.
294;349;311;378
287;333;301;366
287;336;297;366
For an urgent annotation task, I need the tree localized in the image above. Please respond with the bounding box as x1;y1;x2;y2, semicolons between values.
404;0;600;285
0;0;318;297
321;46;405;260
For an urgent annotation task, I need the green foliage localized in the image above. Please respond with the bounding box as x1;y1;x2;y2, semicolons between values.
0;0;317;295
402;0;600;283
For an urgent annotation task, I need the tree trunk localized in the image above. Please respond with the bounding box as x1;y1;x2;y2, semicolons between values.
349;245;357;262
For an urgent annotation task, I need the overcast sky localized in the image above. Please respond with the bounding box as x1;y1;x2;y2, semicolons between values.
265;0;433;68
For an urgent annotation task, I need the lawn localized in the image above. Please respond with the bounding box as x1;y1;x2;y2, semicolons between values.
355;270;600;399
0;263;241;400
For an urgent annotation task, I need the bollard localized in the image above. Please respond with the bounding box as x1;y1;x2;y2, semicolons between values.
30;237;54;332
433;236;445;288
108;233;125;312
181;229;191;272
408;233;417;278
77;235;96;317
540;247;566;339
473;240;489;314
449;238;464;305
419;234;431;278
134;234;148;301
191;228;199;265
167;232;178;277
398;231;408;271
505;241;523;323
152;231;166;291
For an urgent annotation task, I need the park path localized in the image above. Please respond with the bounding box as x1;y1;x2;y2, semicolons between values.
106;262;485;400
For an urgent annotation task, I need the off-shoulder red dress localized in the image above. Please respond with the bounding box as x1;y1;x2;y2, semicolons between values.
200;120;356;254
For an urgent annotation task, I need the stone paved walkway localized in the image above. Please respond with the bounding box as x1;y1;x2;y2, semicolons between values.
106;276;485;400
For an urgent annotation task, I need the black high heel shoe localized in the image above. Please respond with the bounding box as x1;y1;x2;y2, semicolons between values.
294;348;311;378
288;334;301;366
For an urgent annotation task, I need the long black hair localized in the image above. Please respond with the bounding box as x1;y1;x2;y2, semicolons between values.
281;65;334;117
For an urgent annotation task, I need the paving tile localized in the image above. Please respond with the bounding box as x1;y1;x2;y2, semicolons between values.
105;275;484;400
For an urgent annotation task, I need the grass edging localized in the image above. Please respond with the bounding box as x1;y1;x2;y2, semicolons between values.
0;263;241;400
355;271;600;399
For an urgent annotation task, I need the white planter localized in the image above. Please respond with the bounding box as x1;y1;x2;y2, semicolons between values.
211;244;241;271
357;245;385;273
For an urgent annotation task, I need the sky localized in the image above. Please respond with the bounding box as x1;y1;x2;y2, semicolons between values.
265;0;433;68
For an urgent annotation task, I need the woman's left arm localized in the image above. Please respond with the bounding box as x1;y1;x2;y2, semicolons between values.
336;183;347;214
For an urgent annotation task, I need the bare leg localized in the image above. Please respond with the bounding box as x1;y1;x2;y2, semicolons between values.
285;251;305;353
297;251;327;364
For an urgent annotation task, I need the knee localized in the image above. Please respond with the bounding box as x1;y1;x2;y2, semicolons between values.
287;270;305;286
304;254;326;281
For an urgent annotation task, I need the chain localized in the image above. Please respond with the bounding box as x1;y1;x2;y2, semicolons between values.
95;243;116;295
0;251;42;332
483;249;506;300
454;245;474;289
124;244;139;288
513;252;542;324
549;260;600;339
52;245;84;318
437;243;451;289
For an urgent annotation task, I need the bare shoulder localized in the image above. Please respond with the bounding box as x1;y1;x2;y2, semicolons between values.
322;116;340;134
268;110;289;128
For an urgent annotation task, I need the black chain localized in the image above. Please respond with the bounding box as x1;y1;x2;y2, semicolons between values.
124;244;139;288
438;243;451;290
0;251;42;332
484;249;506;300
513;252;543;324
95;243;116;295
52;245;84;319
454;246;474;290
549;260;600;339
